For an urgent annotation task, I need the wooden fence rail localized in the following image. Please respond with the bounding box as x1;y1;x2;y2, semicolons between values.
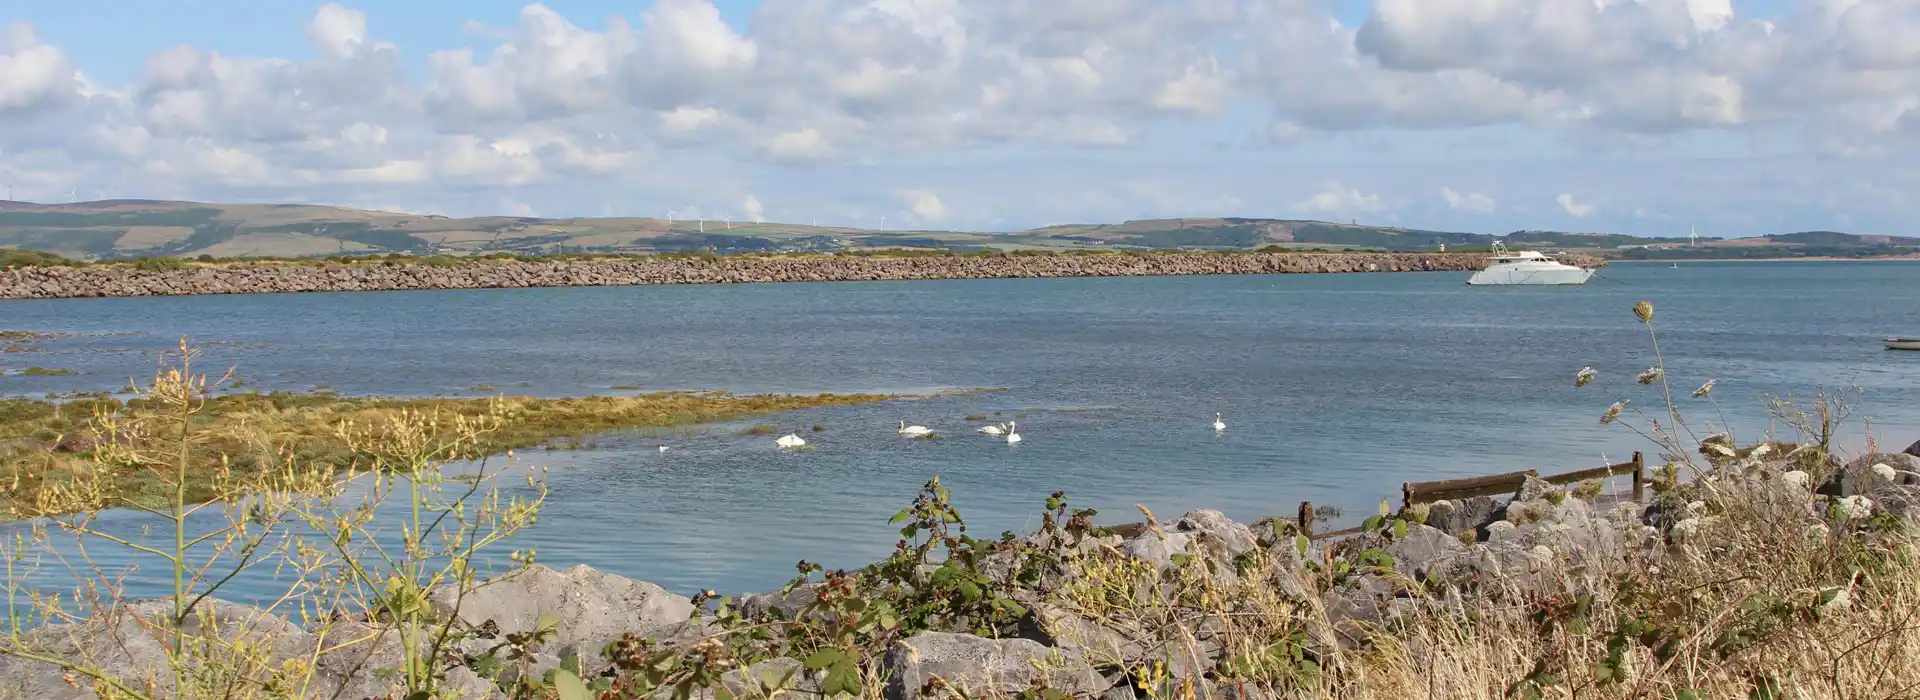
1298;451;1645;541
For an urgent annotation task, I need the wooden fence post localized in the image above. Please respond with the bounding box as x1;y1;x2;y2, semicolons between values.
1631;451;1645;501
1297;501;1314;536
1400;482;1414;511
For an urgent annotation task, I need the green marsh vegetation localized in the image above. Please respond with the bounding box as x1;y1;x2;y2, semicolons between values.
0;347;897;520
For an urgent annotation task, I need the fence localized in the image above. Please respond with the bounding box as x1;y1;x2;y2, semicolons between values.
1299;452;1645;540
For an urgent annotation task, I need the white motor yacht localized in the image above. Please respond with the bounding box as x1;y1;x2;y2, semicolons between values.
1467;242;1595;286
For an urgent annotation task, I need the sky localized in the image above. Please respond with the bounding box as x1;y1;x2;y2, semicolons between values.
1;0;1915;236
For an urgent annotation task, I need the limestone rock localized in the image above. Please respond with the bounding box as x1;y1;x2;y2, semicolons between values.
429;564;695;669
881;632;1110;700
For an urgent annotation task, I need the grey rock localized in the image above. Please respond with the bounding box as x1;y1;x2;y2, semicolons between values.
0;599;385;700
882;632;1110;700
736;584;822;621
1904;439;1920;459
1422;497;1501;538
1515;475;1562;504
1385;524;1471;580
430;564;695;669
1119;531;1195;569
719;657;822;699
1837;453;1920;496
1172;510;1258;559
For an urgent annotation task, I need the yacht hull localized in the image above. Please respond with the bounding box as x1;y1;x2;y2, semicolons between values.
1467;266;1595;285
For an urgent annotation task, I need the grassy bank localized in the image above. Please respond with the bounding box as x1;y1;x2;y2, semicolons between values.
0;379;898;520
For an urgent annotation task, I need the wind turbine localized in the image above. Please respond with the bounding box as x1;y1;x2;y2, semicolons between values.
1688;225;1698;247
68;187;78;203
722;212;732;230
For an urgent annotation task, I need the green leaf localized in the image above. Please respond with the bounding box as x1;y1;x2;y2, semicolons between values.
1295;535;1310;558
1674;690;1705;700
553;668;593;700
1362;515;1384;532
536;613;562;634
1392;518;1408;539
890;510;909;524
804;648;844;670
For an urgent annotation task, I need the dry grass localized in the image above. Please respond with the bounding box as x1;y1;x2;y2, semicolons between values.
0;388;897;520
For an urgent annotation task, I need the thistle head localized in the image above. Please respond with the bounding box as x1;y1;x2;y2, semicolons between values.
1633;300;1654;324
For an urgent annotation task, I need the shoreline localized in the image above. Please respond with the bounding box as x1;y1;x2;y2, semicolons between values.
0;251;1596;301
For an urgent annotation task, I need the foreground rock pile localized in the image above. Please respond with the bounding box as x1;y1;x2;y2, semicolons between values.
0;252;1605;300
4;445;1911;700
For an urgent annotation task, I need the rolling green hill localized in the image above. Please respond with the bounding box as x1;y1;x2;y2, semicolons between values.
0;200;1911;261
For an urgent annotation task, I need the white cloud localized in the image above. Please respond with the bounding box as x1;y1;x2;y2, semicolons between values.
900;189;948;221
0;1;1916;232
1441;187;1497;214
1292;183;1387;216
740;194;764;222
0;22;81;114
498;197;537;217
1557;193;1595;217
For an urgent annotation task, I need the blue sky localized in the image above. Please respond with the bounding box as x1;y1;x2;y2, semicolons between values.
2;0;1914;236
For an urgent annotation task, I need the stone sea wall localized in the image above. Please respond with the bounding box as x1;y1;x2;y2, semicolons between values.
0;251;1605;300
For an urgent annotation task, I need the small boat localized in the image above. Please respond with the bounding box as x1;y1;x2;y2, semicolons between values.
1886;338;1920;351
1467;242;1595;286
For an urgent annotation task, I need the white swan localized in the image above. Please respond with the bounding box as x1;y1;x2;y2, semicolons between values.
775;433;807;448
977;422;1005;436
898;420;933;436
1005;421;1021;444
1213;412;1226;431
657;445;670;453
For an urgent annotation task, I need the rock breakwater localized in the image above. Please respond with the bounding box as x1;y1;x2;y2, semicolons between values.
0;251;1605;300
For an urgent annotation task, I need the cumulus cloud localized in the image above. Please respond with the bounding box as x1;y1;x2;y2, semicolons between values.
0;22;81;115
0;1;1917;229
900;189;948;222
1557;193;1596;217
1441;187;1497;214
1293;183;1387;217
740;194;765;222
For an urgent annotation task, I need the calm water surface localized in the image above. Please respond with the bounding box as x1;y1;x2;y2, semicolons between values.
3;261;1918;601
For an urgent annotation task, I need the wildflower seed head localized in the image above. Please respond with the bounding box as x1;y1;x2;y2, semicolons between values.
1692;378;1716;398
1633;300;1654;324
1637;367;1664;385
1575;366;1596;388
1601;401;1625;425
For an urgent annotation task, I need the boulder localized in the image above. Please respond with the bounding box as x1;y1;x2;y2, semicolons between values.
1384;524;1471;580
881;632;1110;700
429;564;695;669
1171;510;1258;559
1118;531;1195;570
0;600;328;700
1422;497;1501;538
1904;439;1920;459
735;584;822;621
1836;453;1920;496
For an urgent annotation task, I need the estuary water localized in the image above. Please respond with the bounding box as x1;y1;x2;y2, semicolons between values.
3;261;1919;601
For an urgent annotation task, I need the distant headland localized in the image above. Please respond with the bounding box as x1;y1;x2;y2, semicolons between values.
1;199;1914;263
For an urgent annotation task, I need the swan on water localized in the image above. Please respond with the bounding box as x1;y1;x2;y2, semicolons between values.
898;420;933;436
1005;422;1021;444
775;433;807;448
1213;413;1226;431
977;423;1005;435
657;445;670;452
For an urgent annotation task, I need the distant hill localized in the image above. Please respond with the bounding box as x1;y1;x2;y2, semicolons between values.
0;200;1911;261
